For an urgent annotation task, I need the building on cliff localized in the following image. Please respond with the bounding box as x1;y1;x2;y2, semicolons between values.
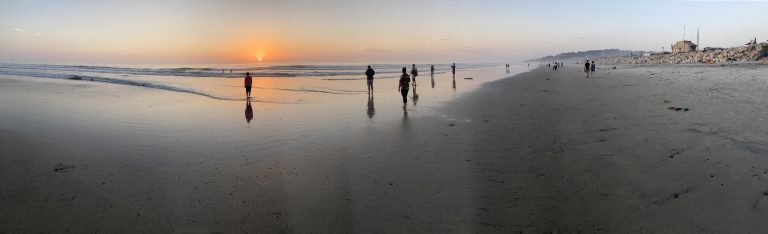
671;40;698;53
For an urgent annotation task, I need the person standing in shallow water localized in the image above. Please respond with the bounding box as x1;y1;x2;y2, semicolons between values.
398;67;411;108
411;64;418;85
584;61;591;78
430;65;435;76
244;72;253;97
451;63;456;78
365;65;375;94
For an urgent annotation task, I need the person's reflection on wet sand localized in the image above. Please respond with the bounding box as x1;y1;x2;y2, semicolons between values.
367;94;375;118
244;99;253;124
412;85;419;106
401;106;408;131
452;78;456;92
431;75;435;89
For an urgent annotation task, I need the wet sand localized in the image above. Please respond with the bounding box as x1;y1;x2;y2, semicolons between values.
447;64;768;233
2;64;768;233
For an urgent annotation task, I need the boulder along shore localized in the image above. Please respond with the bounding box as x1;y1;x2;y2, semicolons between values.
595;43;768;64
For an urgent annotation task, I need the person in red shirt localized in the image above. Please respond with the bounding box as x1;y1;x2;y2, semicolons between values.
244;72;253;98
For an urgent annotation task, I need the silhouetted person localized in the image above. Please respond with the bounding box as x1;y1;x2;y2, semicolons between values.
398;67;411;108
245;100;253;123
367;95;375;118
430;65;435;76
244;72;253;97
591;61;596;75
584;61;591;78
365;65;375;94
451;63;456;78
411;64;418;85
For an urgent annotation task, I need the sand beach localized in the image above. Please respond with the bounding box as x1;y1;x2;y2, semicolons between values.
2;63;768;233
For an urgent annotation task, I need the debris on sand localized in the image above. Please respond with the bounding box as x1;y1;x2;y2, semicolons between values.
668;150;683;158
663;99;670;103
53;163;75;173
69;75;82;80
667;106;690;112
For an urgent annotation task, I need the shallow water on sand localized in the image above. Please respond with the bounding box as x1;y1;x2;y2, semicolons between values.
0;63;527;232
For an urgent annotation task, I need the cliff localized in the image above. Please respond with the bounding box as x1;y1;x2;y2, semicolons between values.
527;49;652;62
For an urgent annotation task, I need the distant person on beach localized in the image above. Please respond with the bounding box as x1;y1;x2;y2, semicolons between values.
584;61;591;78
411;64;418;84
591;61;596;74
451;63;456;78
244;72;253;97
430;65;435;76
365;65;375;94
398;67;411;107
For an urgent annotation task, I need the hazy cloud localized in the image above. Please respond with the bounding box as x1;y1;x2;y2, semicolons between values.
455;46;494;54
365;49;390;53
12;28;25;32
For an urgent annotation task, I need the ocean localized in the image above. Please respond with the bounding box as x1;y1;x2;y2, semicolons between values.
0;63;513;104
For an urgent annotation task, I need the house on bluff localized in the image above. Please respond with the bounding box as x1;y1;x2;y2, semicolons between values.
671;40;697;53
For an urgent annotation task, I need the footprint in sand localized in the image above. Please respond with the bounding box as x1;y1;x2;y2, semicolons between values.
53;163;75;173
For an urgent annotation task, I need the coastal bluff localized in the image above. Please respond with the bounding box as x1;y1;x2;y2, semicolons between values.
595;43;768;64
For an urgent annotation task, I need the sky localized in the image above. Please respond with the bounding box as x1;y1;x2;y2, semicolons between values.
1;0;766;64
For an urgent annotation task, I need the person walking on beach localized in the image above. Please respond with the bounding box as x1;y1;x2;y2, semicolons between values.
584;61;591;78
365;65;375;94
398;67;411;108
244;72;253;97
590;61;596;75
451;63;456;78
430;65;435;76
411;64;419;85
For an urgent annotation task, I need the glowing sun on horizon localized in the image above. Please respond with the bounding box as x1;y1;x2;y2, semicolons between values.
258;57;262;62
